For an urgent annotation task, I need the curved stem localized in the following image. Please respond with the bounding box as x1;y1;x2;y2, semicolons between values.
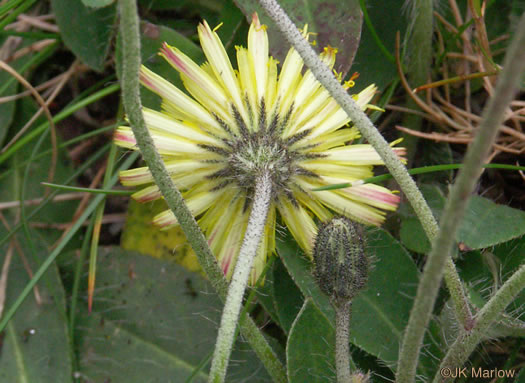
254;2;525;381
335;301;352;383
118;1;286;382
254;0;470;373
257;0;438;243
433;263;525;383
209;171;273;383
398;12;525;382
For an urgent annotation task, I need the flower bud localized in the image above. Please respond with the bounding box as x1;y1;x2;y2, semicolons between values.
313;217;369;306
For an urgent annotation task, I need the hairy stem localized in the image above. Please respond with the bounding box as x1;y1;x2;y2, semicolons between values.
433;263;525;383
253;1;522;380
397;12;525;383
209;172;273;383
256;0;468;364
257;0;437;243
335;301;352;383
118;1;286;381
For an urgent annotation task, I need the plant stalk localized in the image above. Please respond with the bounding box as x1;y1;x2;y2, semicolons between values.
397;12;525;382
117;1;286;381
254;1;524;381
335;301;352;383
209;171;273;383
433;263;525;383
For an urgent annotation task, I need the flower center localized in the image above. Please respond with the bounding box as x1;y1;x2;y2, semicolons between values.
201;100;322;206
229;130;294;191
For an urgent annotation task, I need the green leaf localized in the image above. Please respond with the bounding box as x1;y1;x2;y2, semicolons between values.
0;238;73;382
51;0;115;71
121;199;201;272
277;234;334;320
0;98;78;243
351;0;407;90
233;0;363;78
417;141;454;184
81;0;114;7
457;197;525;250
277;228;439;374
399;217;430;253
400;185;525;252
254;259;282;329
286;299;336;382
76;247;272;382
217;0;249;54
350;229;425;372
0;96;77;380
272;258;304;334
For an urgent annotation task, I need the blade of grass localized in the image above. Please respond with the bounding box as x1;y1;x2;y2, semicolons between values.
0;144;110;248
18;110;66;321
87;143;119;312
312;163;525;191
0;30;60;39
0;83;120;166
358;0;395;63
40;183;133;196
0;123;120;183
0;0;26;17
0;40;58;97
0;151;138;332
0;0;38;29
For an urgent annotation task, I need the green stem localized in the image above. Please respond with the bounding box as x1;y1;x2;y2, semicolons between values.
40;182;133;195
335;301;352;383
255;0;438;244
117;1;286;381
255;0;472;373
433;263;525;383
312;163;525;191
208;172;272;383
397;12;525;383
87;144;119;312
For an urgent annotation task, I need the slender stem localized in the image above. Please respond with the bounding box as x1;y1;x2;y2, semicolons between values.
255;0;472;371
118;1;286;382
209;172;273;383
433;263;525;383
257;0;437;244
335;301;352;383
397;12;525;383
444;260;474;329
313;163;525;191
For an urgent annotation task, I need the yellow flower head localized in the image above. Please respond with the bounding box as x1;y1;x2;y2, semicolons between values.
115;13;405;284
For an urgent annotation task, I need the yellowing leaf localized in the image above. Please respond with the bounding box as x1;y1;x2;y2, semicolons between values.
121;199;202;274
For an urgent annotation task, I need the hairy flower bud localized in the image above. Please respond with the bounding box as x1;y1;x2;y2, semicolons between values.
313;217;369;305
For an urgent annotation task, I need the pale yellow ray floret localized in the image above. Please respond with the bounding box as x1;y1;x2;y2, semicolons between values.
114;13;403;283
247;13;269;103
198;20;247;122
